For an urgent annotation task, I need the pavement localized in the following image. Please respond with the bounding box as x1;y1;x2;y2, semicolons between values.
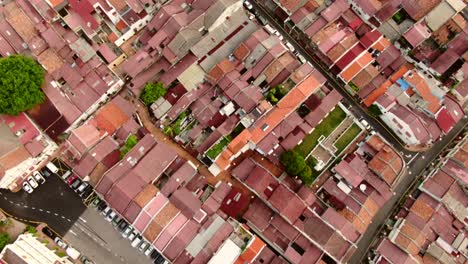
245;2;468;262
0;173;151;264
64;208;151;264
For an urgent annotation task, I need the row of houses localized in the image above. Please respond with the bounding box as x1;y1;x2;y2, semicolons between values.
260;0;466;148
373;134;467;263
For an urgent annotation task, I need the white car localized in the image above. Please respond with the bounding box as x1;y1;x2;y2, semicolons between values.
27;176;38;189
139;241;149;252
144;246;154;257
105;211;116;222
131;236;142;248
22;182;33;194
33;171;46;184
243;0;253;9
128;231;138;241
54;237;68;249
274;31;283;40
122;226;133;238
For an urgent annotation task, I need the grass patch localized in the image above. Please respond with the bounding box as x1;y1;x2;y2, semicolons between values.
120;134;138;159
334;124;362;154
206;136;232;159
392;9;409;24
25;225;37;234
295;107;346;157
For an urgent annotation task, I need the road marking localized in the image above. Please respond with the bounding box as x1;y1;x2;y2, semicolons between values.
46;211;50;214
39;209;43;212
23;205;28;208
67;219;71;222
9;201;13;204
79;217;87;223
3;197;6;200
61;216;65;219
70;230;77;236
54;213;58;216
31;207;35;210
16;203;21;206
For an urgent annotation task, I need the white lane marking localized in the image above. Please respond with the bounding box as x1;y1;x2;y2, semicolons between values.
46;211;50;214
23;205;28;208
9;201;13;204
31;207;36;210
39;209;43;212
16;203;21;206
3;197;7;200
79;217;87;223
61;216;65;219
67;219;71;222
54;213;58;216
70;230;77;236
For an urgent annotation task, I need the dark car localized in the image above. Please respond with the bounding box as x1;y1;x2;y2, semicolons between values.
79;186;93;199
150;250;161;260
42;227;56;239
97;202;107;212
117;220;128;231
154;255;165;264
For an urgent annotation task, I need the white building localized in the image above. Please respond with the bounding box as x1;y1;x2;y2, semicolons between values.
0;233;73;264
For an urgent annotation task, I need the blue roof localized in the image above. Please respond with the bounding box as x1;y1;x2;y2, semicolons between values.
396;78;410;91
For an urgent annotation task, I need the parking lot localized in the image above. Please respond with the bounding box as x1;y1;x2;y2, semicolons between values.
64;208;151;264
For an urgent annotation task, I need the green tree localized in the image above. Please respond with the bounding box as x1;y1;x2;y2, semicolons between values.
140;82;167;106
368;104;383;117
298;165;313;185
0;55;45;115
266;84;288;104
120;134;138;159
280;150;307;176
0;233;10;251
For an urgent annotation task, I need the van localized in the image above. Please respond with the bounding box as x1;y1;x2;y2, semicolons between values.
46;162;59;174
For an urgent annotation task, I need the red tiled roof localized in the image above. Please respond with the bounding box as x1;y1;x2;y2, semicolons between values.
436;108;456;133
268;185;306;223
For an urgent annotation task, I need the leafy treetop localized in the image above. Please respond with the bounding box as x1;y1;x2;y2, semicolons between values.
280;150;314;185
140;82;167;106
0;55;45;115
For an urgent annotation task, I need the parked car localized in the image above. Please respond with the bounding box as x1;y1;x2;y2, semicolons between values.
117;220;128;231
32;171;45;184
131;236;142;248
150;249;161;260
101;206;111;216
153;255;166;264
66;174;78;185
97;202;108;212
128;231;138;241
91;197;102;208
145;246;154;257
122;226;133;238
139;241;150;252
70;178;82;190
359;118;371;130
111;216;122;227
46;162;59;174
61;170;72;181
76;182;89;193
54;237;68;249
27;176;38;189
80;255;94;264
22;182;33;194
243;0;253;9
105;211;116;222
42;227;56;239
80;186;93;199
41;168;51;177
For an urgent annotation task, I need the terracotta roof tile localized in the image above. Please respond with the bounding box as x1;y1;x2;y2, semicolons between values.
143;202;179;242
410;198;434;222
37;49;64;73
233;43;250;61
4;2;37;42
107;0;127;12
404;70;442;114
341;62;362;82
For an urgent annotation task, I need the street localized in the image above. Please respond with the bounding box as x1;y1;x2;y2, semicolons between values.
0;174;151;264
246;2;468;262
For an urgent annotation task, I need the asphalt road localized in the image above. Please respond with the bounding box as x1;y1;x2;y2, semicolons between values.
0;173;86;234
247;2;468;262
